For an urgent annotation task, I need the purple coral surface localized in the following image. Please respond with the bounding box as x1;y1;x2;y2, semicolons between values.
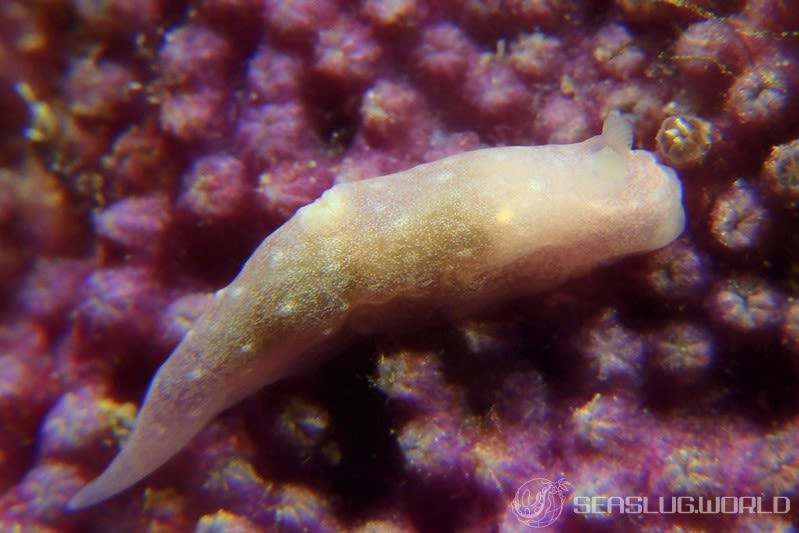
1;1;799;532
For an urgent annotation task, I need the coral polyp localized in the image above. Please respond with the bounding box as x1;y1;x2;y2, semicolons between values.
656;114;714;167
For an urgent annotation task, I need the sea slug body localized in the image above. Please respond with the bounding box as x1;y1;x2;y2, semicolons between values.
67;113;685;509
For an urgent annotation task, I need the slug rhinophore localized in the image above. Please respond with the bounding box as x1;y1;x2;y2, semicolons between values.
67;112;685;509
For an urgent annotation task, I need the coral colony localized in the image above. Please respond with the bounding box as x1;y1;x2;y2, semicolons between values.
1;1;798;532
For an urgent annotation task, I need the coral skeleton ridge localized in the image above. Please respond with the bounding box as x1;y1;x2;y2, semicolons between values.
66;113;684;510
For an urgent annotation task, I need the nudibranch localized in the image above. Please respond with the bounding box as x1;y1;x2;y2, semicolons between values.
67;112;685;509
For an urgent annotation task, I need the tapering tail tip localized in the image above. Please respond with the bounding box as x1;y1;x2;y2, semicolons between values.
65;458;140;511
66;481;108;511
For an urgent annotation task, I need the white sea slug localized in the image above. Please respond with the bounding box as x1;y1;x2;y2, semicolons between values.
67;112;685;509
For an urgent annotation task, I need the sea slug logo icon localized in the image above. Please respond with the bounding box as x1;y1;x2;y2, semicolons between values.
511;477;570;528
